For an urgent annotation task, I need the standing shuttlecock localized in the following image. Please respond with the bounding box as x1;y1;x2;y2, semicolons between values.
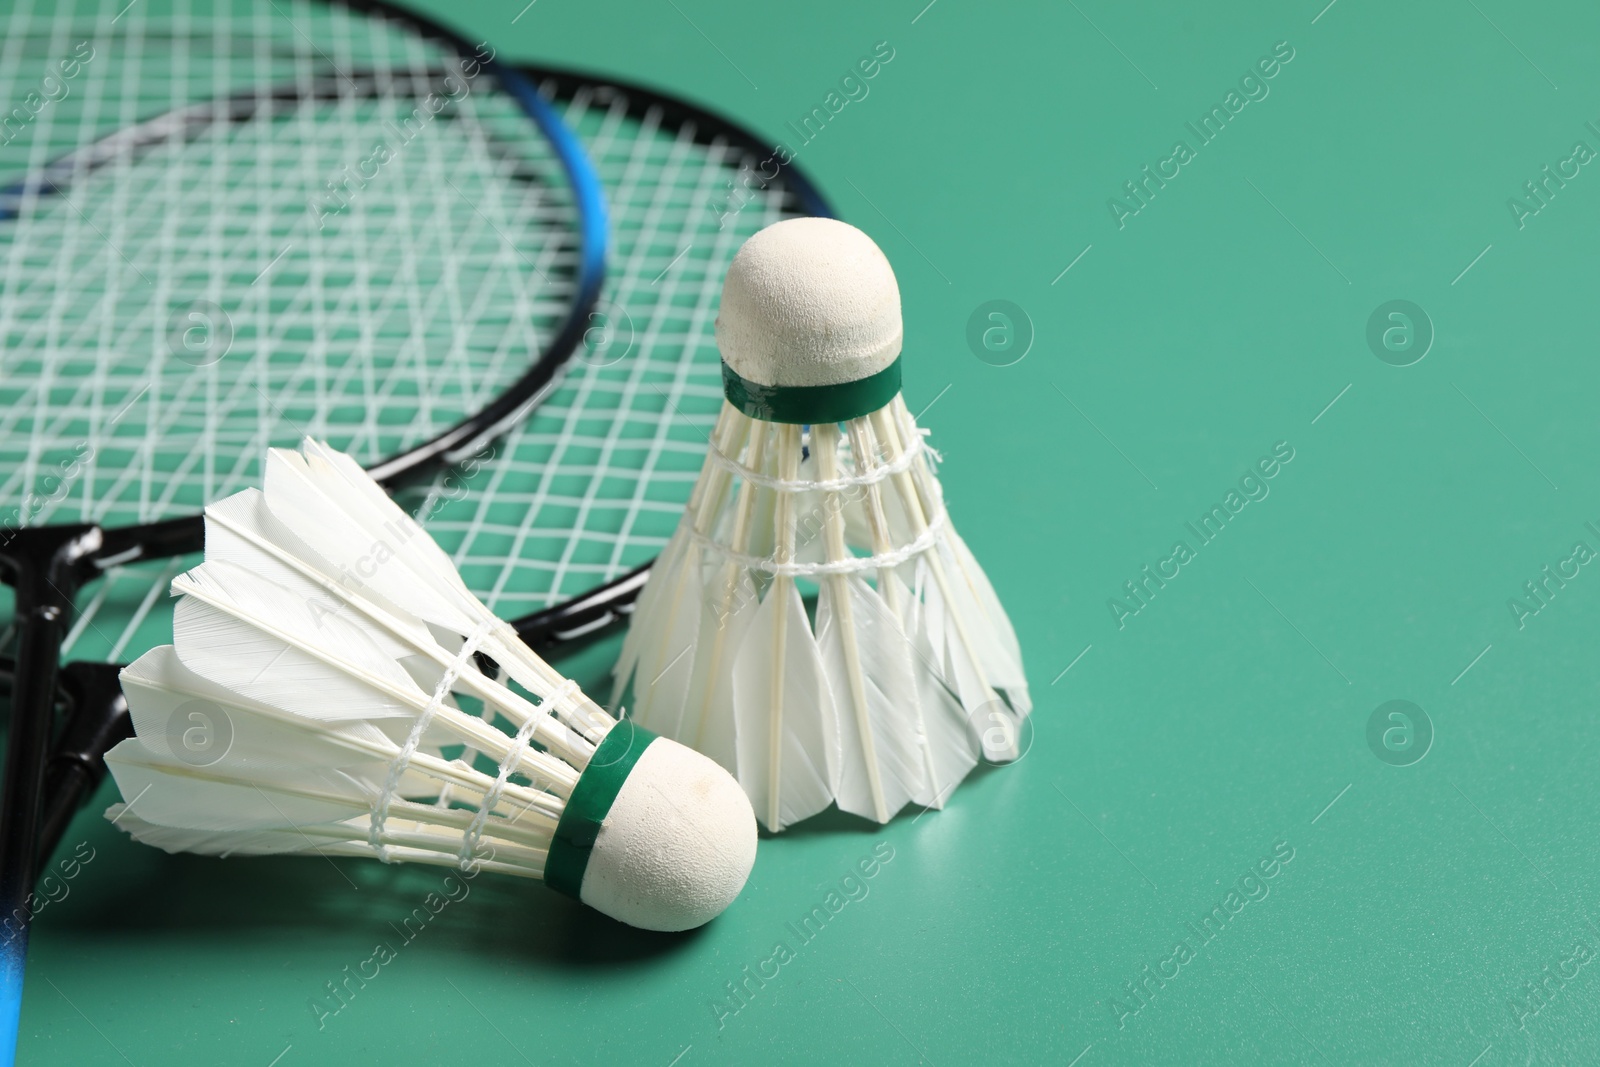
104;441;756;932
614;218;1030;832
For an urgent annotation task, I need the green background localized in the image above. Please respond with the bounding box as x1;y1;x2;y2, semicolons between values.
23;0;1600;1063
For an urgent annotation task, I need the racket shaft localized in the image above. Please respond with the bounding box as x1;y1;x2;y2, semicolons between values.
0;527;99;1058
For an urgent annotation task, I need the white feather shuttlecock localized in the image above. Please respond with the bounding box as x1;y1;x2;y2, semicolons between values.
614;218;1031;832
104;440;757;932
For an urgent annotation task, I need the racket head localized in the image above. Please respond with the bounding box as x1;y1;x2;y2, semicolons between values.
403;69;833;642
0;0;606;662
0;52;831;675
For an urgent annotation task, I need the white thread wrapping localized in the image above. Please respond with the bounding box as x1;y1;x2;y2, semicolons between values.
690;507;949;577
369;620;495;862
456;677;582;867
431;654;505;814
707;425;938;492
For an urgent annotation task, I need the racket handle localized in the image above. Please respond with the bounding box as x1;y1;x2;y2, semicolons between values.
0;525;101;1065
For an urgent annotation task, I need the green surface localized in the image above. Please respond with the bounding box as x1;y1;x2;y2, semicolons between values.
21;0;1600;1063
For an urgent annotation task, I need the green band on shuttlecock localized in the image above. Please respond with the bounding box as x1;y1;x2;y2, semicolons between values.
722;357;901;424
544;720;660;900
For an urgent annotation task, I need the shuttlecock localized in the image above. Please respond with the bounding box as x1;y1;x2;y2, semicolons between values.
104;441;757;932
615;218;1031;832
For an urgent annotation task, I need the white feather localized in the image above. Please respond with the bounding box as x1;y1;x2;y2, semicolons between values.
916;557;989;709
302;439;478;606
732;581;837;831
261;447;478;637
939;527;1031;714
681;566;757;773
917;554;1024;762
106;809;547;877
623;536;705;738
613;526;689;706
105;739;371;832
204;488;436;655
123;646;397;765
889;571;980;806
174;533;578;783
172;559;424;722
815;575;924;822
105;811;343;857
120;647;449;792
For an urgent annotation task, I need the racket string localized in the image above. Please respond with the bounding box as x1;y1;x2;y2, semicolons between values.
3;100;572;522
432;89;802;623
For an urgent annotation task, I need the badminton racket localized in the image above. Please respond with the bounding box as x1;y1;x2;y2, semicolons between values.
0;0;612;1054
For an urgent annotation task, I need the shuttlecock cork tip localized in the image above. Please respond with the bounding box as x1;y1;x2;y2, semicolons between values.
577;731;757;932
716;217;902;394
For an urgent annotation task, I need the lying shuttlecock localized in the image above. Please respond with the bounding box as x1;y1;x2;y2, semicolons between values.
615;218;1030;832
105;441;757;932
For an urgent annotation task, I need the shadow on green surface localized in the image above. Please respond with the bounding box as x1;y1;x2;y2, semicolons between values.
56;834;706;968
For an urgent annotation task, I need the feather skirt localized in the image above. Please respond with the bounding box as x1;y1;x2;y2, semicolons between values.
615;396;1031;831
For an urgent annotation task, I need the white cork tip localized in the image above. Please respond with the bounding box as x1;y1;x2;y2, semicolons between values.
716;217;902;389
579;736;758;932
